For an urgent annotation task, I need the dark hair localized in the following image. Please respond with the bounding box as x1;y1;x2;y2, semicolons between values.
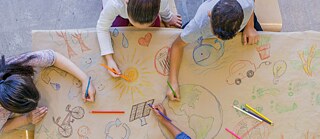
211;0;244;40
127;0;161;24
0;55;39;114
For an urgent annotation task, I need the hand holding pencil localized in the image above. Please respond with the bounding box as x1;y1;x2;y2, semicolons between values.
166;80;180;101
150;103;172;123
104;55;122;78
81;76;96;102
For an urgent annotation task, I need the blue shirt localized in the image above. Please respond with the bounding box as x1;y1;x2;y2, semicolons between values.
181;0;254;43
176;132;191;139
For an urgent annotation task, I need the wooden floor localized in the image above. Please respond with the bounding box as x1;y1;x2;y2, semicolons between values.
0;129;34;139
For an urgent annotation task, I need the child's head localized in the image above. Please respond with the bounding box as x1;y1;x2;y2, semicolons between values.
210;0;244;40
127;0;161;28
0;56;39;114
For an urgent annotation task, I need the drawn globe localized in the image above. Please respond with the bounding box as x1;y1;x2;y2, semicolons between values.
159;84;223;139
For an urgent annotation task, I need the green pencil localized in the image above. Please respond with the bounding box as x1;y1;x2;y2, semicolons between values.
167;81;177;97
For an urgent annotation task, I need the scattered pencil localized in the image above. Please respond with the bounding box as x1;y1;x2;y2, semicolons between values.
90;110;125;114
225;128;242;139
245;104;274;125
242;108;272;125
233;106;262;122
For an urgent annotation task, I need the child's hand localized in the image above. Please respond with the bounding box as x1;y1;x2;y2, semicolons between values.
26;106;48;124
243;27;260;45
166;80;180;101
151;103;168;122
105;55;121;78
82;79;96;102
165;14;182;28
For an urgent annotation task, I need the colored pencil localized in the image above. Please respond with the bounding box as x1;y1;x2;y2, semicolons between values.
85;76;91;99
90;110;125;114
148;104;172;122
245;104;273;125
167;81;177;97
225;128;242;139
242;108;272;125
233;106;262;122
100;63;131;81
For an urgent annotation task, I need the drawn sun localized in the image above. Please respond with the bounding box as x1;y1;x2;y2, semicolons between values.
113;48;155;102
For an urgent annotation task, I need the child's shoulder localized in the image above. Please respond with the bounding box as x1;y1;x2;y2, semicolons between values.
107;0;126;8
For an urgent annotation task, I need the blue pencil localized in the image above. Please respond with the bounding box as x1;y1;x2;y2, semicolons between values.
85;76;91;99
148;104;172;122
242;108;272;125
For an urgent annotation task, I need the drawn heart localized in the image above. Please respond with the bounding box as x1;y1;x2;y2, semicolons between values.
138;33;152;47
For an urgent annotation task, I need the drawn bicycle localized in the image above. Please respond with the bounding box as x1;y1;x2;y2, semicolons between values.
53;105;85;138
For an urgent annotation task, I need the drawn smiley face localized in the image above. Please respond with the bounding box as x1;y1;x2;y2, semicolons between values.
81;56;93;65
92;79;106;92
78;126;90;137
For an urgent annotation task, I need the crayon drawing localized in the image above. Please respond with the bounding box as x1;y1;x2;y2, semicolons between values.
298;45;316;76
71;32;91;52
56;31;77;58
113;48;155;102
78;125;90;139
234;117;270;139
52;105;85;138
154;47;170;76
41;67;67;91
129;99;154;126
112;28;119;37
122;33;129;48
256;35;271;60
160;84;223;139
138;32;152;47
105;118;131;139
273;60;287;85
193;37;225;67
226;60;271;85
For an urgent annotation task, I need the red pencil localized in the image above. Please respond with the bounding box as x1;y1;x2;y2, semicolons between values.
90;110;125;114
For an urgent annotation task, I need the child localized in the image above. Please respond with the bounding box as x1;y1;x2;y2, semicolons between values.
0;50;96;133
167;0;263;101
97;0;182;77
151;103;191;139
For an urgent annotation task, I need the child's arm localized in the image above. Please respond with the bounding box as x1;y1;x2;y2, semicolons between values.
1;107;47;133
6;50;96;102
243;1;259;45
53;52;96;102
167;36;187;101
151;104;190;139
159;0;182;28
97;1;122;78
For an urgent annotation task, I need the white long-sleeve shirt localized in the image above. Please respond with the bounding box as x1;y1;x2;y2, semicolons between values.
97;0;174;55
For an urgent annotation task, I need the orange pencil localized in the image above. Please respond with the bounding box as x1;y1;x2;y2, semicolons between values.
90;110;125;114
100;63;131;81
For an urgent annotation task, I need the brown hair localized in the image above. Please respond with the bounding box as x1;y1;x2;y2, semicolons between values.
127;0;161;24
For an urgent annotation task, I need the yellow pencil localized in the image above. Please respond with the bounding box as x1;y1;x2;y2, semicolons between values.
245;104;274;125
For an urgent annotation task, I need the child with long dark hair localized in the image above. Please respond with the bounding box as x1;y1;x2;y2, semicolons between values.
0;49;95;133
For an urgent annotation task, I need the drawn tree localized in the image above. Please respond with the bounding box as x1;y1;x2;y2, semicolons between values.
72;33;91;52
56;31;77;58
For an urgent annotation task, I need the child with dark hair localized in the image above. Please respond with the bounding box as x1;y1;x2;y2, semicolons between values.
97;0;182;77
150;103;191;139
0;50;95;133
167;0;262;101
